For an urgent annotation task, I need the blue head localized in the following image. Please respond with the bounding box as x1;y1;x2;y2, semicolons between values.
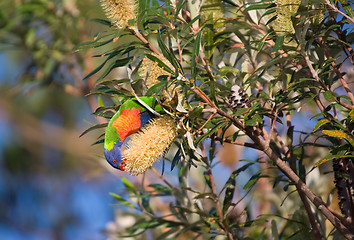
104;141;124;170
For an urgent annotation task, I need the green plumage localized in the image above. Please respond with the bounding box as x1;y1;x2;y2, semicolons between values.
103;97;162;170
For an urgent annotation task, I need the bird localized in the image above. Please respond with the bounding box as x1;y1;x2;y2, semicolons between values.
104;97;160;171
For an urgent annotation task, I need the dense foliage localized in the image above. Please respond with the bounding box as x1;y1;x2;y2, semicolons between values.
2;0;354;239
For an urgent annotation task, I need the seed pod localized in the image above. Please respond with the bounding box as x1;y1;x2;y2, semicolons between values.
228;84;251;110
333;158;354;219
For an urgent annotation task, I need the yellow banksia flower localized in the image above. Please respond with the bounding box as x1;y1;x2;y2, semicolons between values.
271;0;301;47
122;116;178;175
140;55;179;103
201;0;224;23
100;0;136;28
141;56;174;89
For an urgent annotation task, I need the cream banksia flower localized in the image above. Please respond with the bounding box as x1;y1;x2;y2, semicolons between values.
201;0;224;22
100;0;136;28
270;0;301;47
122;116;178;175
140;56;174;89
140;55;179;103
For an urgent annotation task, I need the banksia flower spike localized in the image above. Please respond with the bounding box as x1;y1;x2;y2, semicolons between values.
122;116;178;175
270;0;301;47
228;84;251;111
201;0;225;20
140;55;179;103
141;56;173;89
100;0;136;28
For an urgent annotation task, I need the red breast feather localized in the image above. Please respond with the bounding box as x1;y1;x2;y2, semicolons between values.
112;108;141;141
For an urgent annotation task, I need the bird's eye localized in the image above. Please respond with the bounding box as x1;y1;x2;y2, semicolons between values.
112;159;117;164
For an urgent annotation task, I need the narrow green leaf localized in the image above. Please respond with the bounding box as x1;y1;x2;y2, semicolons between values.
97;96;104;107
89;18;112;26
232;131;240;141
272;36;284;53
222;170;237;213
146;53;174;74
110;192;136;208
266;15;278;25
196;121;227;145
339;0;354;18
148;184;171;195
171;147;181;171
271;220;279;240
323;91;336;102
243;3;273;12
134;220;160;229
79;123;107;137
349;109;354;120
203;171;212;189
146;79;168;96
157;31;180;70
245;118;258;126
314;154;354;167
257;38;266;52
99;57;133;80
219;122;232;145
322;130;354;146
259;8;276;23
174;0;186;20
243;169;262;190
191;31;201;79
182;15;200;32
312;119;330;132
121;177;137;193
142;197;154;214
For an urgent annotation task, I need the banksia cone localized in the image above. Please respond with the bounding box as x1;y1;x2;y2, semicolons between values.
333;158;354;220
228;84;251;110
122;116;178;175
100;0;136;28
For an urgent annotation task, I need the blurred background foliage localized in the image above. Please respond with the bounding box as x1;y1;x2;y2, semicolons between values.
0;0;354;239
0;0;123;239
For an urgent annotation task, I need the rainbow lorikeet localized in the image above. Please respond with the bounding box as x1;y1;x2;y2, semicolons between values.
104;97;161;171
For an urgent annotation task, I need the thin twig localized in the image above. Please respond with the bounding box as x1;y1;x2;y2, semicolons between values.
296;185;323;239
318;37;354;105
324;0;354;24
285;111;323;239
221;138;262;150
129;26;161;55
197;113;215;132
304;55;354;110
150;167;174;189
205;161;235;240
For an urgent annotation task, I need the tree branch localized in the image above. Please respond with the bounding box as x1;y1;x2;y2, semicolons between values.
324;0;354;24
318;36;354;105
304;55;354;110
193;84;354;239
